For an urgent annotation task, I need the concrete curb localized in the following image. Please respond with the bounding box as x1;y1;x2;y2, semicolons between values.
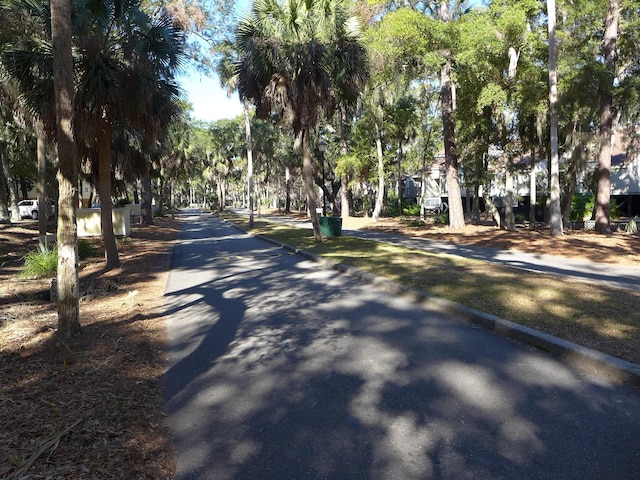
219;216;640;386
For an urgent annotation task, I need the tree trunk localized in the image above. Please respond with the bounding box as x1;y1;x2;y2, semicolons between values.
0;152;11;223
529;147;537;228
547;0;563;236
302;128;322;241
244;100;255;228
483;186;502;228
2;152;21;223
396;140;403;216
505;165;516;231
372;122;385;222
472;183;481;223
51;0;81;339
440;59;465;229
339;104;350;218
595;0;620;234
140;162;153;225
97;124;119;269
439;1;465;230
37;124;47;237
285;166;291;213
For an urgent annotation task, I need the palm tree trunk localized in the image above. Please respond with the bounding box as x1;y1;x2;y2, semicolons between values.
37;123;47;237
244;100;255;228
140;161;153;225
372;122;385;222
51;0;80;339
302;129;322;241
339;104;350;218
595;0;620;234
97;124;119;268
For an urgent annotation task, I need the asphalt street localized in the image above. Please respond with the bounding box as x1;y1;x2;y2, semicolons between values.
164;213;640;480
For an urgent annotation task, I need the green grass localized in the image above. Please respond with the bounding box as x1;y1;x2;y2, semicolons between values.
222;212;640;366
21;248;58;279
20;239;100;279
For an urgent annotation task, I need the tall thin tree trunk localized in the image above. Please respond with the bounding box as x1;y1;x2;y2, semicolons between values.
547;0;563;236
0;153;11;223
339;104;350;218
37;124;47;237
51;0;80;339
140;161;153;225
397;140;403;216
285;166;291;213
244;100;255;228
595;0;620;234
2;152;21;222
372;122;385;222
440;58;465;229
529;147;537;228
505;163;516;231
440;1;465;229
302;128;322;241
97;125;119;268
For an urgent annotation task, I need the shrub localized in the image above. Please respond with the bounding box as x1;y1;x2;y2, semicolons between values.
571;193;595;221
626;216;638;234
78;239;96;259
21;248;57;278
403;202;421;216
433;212;449;225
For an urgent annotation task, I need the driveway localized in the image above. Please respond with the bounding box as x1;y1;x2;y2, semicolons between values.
164;213;640;480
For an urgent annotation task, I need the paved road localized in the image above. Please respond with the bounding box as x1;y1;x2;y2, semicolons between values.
165;214;640;480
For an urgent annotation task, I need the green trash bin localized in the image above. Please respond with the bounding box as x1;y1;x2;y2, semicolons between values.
319;216;342;237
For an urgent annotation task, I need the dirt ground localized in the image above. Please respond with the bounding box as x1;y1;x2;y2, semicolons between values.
1;218;179;479
0;213;638;479
349;216;640;267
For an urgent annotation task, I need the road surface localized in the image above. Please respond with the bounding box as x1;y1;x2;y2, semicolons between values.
164;213;640;480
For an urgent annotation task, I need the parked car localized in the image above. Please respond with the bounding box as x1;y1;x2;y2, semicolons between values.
12;199;56;220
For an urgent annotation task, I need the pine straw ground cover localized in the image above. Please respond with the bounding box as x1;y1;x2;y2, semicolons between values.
1;218;180;479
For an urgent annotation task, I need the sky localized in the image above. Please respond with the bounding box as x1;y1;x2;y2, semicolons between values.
178;0;250;123
179;71;244;123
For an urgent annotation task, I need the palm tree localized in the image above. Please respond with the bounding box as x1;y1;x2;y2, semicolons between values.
51;0;81;339
3;0;185;268
235;0;368;241
73;0;185;267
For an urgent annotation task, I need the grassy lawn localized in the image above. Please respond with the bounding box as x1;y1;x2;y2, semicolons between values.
221;212;640;366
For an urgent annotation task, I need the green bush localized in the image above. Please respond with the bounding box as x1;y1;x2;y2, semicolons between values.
403;202;421;216
433;212;449;225
21;248;58;278
626;216;638;234
78;239;96;259
571;193;595;221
